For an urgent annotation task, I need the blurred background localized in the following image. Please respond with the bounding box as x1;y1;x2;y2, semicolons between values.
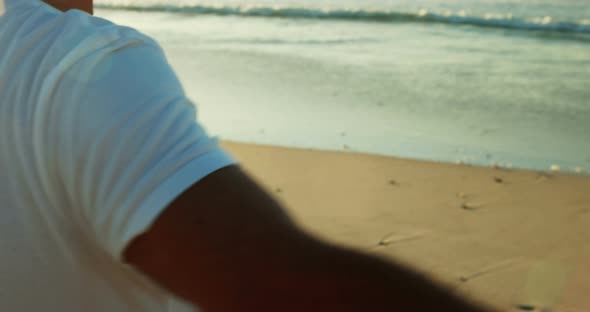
95;0;590;173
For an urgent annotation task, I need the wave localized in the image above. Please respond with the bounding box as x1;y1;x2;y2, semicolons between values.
94;3;590;35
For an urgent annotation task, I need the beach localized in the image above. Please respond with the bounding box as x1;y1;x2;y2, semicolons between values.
92;1;590;310
222;141;590;311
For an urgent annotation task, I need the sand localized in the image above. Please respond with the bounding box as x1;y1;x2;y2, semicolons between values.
221;141;590;312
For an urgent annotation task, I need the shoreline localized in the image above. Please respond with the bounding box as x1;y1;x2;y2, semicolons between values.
221;140;590;311
221;140;588;176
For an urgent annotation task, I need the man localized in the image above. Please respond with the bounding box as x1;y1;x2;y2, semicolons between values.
0;0;493;311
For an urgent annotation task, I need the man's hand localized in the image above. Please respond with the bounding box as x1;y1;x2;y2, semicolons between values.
124;165;492;312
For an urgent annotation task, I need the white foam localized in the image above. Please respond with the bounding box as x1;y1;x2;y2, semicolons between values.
94;2;590;35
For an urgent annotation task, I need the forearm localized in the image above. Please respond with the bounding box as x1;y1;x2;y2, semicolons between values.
235;236;492;312
125;166;493;312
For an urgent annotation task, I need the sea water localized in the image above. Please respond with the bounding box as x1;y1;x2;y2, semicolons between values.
94;0;590;173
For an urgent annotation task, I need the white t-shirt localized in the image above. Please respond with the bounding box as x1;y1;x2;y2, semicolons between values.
0;0;235;310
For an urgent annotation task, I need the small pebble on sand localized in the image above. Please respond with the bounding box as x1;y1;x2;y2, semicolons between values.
550;165;560;172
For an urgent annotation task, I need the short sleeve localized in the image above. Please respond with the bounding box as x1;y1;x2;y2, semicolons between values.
51;35;235;260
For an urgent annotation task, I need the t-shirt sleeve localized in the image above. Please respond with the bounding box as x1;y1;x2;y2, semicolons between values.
52;35;235;261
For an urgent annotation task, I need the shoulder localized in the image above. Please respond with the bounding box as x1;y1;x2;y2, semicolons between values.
5;2;162;75
2;1;164;92
37;8;176;114
46;9;162;72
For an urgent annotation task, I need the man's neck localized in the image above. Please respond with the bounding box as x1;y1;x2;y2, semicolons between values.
43;0;92;14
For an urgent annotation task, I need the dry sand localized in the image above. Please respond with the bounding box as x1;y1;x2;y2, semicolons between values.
221;141;590;312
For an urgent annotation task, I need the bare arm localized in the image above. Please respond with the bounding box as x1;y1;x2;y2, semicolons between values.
124;165;492;312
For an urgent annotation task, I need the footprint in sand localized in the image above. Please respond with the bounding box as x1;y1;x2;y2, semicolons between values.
461;202;484;211
512;304;552;312
377;230;430;247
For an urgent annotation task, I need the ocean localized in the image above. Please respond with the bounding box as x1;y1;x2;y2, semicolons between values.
94;0;590;173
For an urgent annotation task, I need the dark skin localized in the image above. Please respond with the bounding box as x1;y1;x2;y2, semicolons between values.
43;1;493;311
124;165;493;312
44;0;93;14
